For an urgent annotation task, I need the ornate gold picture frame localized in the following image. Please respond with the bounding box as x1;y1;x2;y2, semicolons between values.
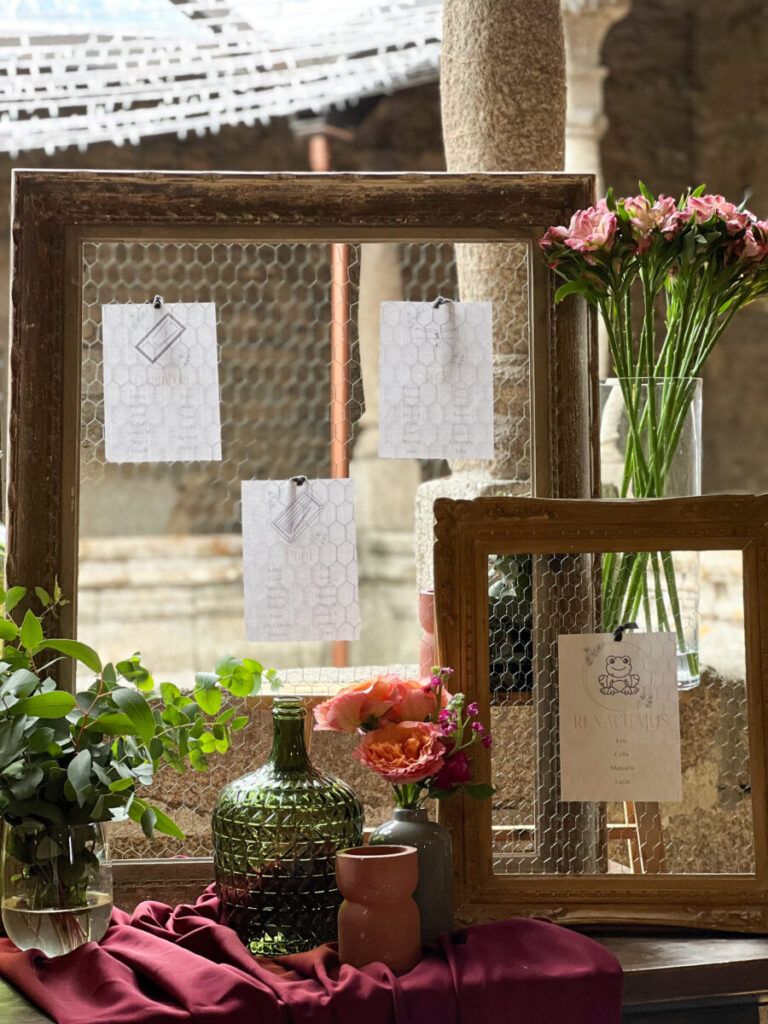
435;494;768;932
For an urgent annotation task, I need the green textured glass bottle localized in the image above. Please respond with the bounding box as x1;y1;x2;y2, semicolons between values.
212;696;363;955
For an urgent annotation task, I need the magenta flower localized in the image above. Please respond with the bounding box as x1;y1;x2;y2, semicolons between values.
624;194;683;251
742;221;768;262
563;201;617;258
539;224;569;250
685;194;752;235
433;750;473;789
482;735;493;749
467;702;479;717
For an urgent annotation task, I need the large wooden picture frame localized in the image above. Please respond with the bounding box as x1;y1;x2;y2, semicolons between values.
8;170;596;646
7;170;597;902
435;494;768;932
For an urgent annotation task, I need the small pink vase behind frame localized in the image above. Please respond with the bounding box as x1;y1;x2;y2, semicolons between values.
336;844;421;974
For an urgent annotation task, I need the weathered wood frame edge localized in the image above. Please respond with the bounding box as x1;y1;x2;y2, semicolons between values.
435;493;768;933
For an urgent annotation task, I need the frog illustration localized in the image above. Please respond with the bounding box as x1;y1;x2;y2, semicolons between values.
599;653;640;696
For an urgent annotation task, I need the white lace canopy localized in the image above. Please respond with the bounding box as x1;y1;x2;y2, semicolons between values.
0;0;441;156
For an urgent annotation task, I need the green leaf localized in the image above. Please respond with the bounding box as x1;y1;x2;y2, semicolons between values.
7;798;65;824
112;688;155;743
638;180;655;203
139;805;156;838
86;712;139;736
108;777;135;793
19;611;44;651
160;682;182;706
464;783;496;800
10;691;76;718
27;727;55;753
9;765;44;801
34;587;52;607
149;805;184;840
35;835;62;860
66;749;92;806
4;587;27;614
40;639;101;674
0;620;19;641
194;685;222;716
231;716;249;732
554;280;588;304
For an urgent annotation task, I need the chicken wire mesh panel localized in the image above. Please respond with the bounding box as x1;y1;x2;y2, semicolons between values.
78;238;535;859
488;548;754;877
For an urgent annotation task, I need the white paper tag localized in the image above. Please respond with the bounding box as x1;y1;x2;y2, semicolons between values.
102;302;222;463
558;632;682;803
378;300;494;460
241;479;361;642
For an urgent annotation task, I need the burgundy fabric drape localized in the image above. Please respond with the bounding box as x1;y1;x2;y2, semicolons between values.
0;888;622;1024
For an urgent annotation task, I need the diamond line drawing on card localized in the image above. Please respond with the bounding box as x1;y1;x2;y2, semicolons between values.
135;311;186;363
271;486;322;543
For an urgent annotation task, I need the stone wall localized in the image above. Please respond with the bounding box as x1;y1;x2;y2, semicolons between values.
601;0;768;494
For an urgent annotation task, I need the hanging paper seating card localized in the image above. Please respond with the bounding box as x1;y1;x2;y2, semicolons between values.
378;299;494;461
102;301;222;463
241;478;361;642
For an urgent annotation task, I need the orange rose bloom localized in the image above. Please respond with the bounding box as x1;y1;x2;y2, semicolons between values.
313;675;399;733
381;677;450;725
353;721;446;783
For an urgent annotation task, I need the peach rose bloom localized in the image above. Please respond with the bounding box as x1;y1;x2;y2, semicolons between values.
382;677;449;724
354;721;446;783
313;675;398;733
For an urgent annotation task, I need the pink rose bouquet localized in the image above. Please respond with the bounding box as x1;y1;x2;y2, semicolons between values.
314;667;494;809
540;183;768;680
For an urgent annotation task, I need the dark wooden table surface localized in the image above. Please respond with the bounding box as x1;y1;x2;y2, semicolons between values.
2;934;768;1022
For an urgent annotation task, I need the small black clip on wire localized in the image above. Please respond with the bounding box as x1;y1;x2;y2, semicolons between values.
152;294;164;309
290;475;307;487
613;621;638;642
432;295;452;309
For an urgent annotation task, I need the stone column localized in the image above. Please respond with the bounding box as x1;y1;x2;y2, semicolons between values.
416;0;568;592
562;0;630;194
562;0;630;378
350;244;421;665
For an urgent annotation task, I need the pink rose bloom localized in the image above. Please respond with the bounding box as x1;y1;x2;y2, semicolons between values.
382;677;450;725
685;194;752;235
624;195;683;251
742;221;768;262
353;721;446;783
564;200;617;256
313;675;398;733
539;224;569;250
433;750;472;790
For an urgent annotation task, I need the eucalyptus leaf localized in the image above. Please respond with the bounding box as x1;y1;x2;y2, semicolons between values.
10;691;76;718
19;611;44;651
40;639;102;674
67;749;93;807
112;687;155;742
4;587;27;614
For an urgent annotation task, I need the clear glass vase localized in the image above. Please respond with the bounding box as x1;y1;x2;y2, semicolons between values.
600;377;702;689
212;696;364;955
1;821;113;957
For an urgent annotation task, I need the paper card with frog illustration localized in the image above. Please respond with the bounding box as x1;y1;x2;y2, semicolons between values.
558;632;682;803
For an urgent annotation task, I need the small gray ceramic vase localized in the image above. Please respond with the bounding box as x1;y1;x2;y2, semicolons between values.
369;807;452;944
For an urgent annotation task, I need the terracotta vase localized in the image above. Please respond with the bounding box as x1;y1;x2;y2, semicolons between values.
336;845;421;974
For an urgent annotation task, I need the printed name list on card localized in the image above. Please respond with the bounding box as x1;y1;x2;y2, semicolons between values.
241;479;361;643
378;300;494;461
102;302;222;463
558;632;683;803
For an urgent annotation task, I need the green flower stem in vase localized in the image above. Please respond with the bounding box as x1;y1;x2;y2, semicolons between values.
600;376;701;688
541;184;768;689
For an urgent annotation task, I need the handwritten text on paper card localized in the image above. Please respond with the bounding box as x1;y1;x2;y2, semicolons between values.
558;632;682;803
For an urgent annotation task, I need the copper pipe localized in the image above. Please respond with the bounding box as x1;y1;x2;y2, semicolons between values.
309;132;350;669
